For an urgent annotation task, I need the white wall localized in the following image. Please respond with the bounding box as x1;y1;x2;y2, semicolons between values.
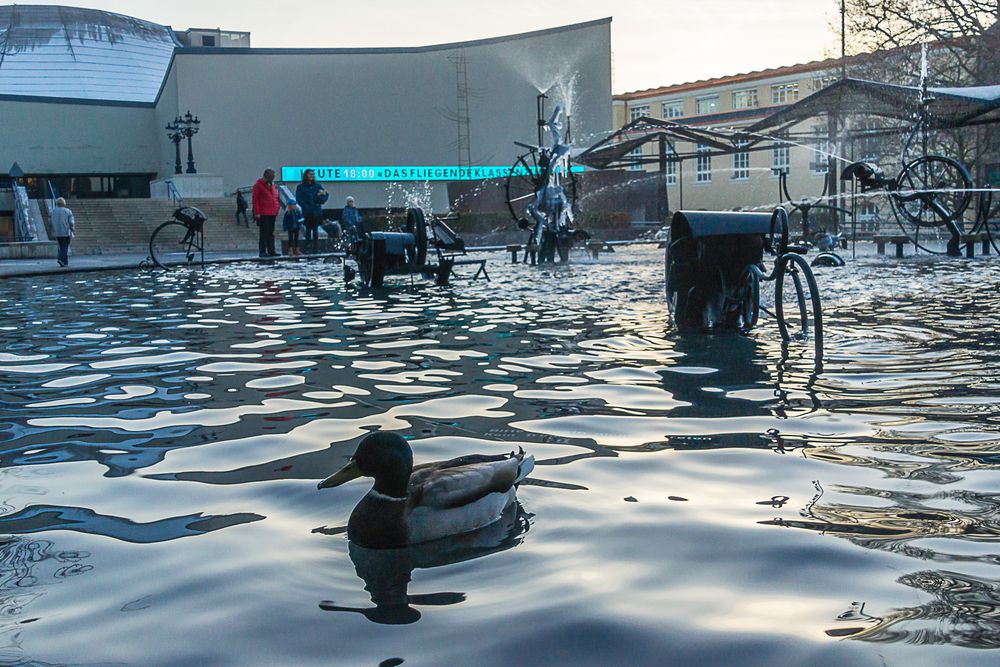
158;19;613;209
0;99;158;175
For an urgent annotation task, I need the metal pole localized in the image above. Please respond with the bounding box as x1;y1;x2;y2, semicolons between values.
186;131;197;174
657;136;668;221
173;136;182;175
679;159;685;210
840;0;847;79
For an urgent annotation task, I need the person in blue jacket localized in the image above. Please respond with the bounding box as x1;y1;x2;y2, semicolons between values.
295;169;328;254
341;196;363;241
282;198;305;256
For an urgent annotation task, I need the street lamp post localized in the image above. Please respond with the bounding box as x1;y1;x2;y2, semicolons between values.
181;110;201;174
166;111;201;175
165;119;183;175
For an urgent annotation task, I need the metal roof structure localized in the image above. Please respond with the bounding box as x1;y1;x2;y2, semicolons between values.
0;5;178;104
575;116;770;170
577;78;1000;171
747;78;1000;134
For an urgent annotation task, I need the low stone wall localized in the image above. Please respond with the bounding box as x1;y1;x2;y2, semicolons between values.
0;241;57;259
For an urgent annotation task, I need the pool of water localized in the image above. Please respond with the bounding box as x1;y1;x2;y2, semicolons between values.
2;247;1000;666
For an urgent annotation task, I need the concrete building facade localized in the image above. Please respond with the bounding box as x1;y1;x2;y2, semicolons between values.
0;5;612;212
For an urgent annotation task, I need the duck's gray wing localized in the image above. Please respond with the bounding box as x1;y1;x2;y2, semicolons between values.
408;456;520;510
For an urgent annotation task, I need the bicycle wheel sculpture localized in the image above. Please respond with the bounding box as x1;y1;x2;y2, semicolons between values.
893;155;972;227
505;153;578;225
504;103;587;264
148;207;206;270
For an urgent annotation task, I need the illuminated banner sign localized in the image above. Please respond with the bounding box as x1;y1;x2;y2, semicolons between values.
281;165;583;182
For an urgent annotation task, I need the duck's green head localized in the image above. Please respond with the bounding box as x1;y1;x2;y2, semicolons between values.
318;432;413;497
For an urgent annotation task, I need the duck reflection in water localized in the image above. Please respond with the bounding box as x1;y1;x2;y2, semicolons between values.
320;502;530;624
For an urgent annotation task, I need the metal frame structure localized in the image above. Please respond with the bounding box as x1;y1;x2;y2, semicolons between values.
343;208;488;288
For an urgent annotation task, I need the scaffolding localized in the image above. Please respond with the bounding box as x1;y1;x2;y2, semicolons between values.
448;52;472;171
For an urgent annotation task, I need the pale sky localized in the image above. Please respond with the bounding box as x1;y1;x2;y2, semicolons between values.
29;0;844;93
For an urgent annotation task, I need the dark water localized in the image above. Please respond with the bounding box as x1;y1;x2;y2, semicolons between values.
1;247;999;666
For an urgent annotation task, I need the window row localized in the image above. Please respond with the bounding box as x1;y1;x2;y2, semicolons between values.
625;144;823;181
627;80;811;122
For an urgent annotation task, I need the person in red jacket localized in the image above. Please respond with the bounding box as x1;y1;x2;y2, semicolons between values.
252;168;281;257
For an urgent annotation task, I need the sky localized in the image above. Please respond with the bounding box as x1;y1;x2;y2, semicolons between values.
28;0;844;93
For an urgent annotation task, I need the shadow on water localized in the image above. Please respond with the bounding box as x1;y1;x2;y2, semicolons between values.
0;505;264;543
318;503;530;625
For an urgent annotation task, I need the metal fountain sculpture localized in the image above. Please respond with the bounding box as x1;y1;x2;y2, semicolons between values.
666;207;824;362
505;96;589;263
341;208;488;288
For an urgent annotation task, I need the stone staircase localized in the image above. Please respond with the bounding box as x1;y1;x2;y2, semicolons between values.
67;198;260;255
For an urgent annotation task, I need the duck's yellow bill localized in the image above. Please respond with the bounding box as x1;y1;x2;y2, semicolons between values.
317;459;361;489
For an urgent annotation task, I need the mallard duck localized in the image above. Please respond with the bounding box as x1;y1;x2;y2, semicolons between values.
318;432;534;549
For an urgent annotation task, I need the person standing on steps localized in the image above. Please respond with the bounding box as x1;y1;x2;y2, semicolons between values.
295;169;328;254
235;189;250;227
50;197;75;267
252;169;280;257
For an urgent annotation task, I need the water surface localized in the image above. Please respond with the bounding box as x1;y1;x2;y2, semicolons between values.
2;248;1000;666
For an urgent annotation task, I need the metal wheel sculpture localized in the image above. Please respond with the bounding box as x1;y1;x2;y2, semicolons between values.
893;155;972;227
343;208;487;288
505;152;578;225
778;169;849;267
666;207;824;361
148;206;206;270
504;102;588;264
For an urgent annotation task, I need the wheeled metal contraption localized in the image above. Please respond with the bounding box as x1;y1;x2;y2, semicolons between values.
665;208;824;359
505;96;589;263
344;208;487;288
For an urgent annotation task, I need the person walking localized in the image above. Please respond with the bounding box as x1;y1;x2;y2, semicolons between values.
341;196;363;240
252;169;280;257
235;189;250;227
283;199;304;256
295;169;328;254
50;197;75;267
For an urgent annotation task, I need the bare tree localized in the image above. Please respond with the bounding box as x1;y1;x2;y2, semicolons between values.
843;0;1000;84
838;1;1000;188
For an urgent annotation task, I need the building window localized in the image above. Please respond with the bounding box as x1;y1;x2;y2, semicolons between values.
629;105;650;122
811;75;836;92
732;143;750;180
809;124;829;174
772;138;790;177
666;148;677;185
695;95;719;115
661;100;683;118
696;144;712;182
771;83;799;105
856;119;883;161
732;89;758;109
201;35;216;47
628;146;644;171
859;200;879;220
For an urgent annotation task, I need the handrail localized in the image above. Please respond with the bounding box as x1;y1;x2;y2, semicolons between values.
45;179;58;216
164;180;186;208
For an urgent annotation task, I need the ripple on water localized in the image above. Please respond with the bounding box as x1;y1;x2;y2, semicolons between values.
2;251;1000;665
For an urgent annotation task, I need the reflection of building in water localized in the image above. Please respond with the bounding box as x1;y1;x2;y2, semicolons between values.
827;571;1000;648
0;537;93;662
320;503;529;625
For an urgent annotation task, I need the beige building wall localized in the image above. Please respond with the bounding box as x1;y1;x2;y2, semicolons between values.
614;65;840;215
